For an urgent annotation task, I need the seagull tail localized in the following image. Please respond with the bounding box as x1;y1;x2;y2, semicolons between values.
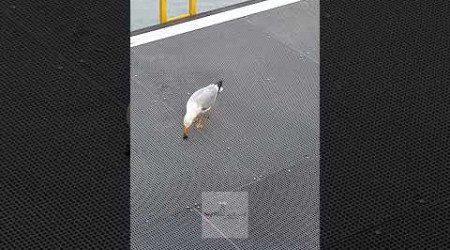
215;80;223;93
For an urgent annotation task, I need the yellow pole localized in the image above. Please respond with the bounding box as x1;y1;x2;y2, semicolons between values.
159;0;167;24
189;0;197;16
160;0;195;24
167;13;190;22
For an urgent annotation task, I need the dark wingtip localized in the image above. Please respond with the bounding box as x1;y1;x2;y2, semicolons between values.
183;135;188;139
215;80;223;88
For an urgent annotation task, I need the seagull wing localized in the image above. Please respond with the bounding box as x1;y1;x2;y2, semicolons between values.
188;84;219;110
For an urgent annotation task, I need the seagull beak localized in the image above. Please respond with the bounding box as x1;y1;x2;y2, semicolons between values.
183;125;190;139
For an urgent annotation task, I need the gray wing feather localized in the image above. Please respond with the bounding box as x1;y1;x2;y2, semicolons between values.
189;85;218;109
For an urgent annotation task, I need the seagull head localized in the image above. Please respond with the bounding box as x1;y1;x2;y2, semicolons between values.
182;109;198;139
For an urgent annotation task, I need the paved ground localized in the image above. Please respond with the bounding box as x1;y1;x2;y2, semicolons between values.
130;1;319;249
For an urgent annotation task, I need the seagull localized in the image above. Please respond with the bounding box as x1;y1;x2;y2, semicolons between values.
183;80;223;139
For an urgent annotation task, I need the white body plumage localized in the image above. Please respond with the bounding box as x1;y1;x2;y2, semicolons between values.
183;80;223;138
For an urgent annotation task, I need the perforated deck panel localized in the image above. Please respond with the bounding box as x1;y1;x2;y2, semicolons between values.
321;0;450;248
130;2;319;249
1;0;130;248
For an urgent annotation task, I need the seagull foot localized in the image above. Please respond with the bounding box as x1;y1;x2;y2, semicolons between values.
195;117;204;129
193;117;199;126
194;122;203;129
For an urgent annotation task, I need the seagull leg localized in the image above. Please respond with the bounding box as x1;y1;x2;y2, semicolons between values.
202;108;211;120
193;116;199;127
193;115;199;129
195;115;204;129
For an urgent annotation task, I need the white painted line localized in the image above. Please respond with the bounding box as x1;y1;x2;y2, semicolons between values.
130;0;302;47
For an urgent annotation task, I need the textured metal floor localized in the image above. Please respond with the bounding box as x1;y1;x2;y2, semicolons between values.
131;1;319;249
